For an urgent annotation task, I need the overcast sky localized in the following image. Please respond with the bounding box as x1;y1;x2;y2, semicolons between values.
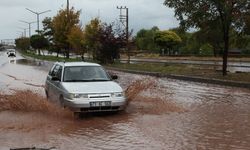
0;0;179;40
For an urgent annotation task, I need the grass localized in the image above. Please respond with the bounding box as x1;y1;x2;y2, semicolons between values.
209;73;250;83
20;50;250;83
130;54;250;62
107;63;250;83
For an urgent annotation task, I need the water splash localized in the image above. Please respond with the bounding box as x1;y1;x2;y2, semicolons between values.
125;78;184;114
125;79;156;102
0;90;72;119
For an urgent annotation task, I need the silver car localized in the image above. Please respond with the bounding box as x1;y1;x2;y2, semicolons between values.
45;62;127;112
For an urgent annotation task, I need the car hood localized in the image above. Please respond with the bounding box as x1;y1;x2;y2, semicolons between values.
61;81;123;94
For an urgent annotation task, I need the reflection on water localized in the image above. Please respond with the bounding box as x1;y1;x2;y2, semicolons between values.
15;59;45;66
15;59;53;72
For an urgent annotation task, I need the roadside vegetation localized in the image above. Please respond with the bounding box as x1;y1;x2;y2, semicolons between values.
20;50;250;83
15;1;250;82
107;63;250;83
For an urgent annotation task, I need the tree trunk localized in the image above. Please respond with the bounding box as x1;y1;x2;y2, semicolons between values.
56;49;59;57
38;49;41;55
66;44;70;59
66;51;69;59
222;27;229;76
213;47;217;57
81;50;85;61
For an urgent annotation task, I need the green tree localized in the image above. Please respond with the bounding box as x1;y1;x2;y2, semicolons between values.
164;0;250;75
84;18;102;59
243;13;250;35
195;20;224;57
154;30;182;56
15;37;30;51
170;27;193;55
135;26;159;52
84;18;125;63
67;25;85;59
52;7;80;58
30;34;49;55
95;23;124;64
199;43;213;56
42;17;54;42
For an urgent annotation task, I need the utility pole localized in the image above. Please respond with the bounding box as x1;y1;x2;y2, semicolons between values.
19;20;36;37
117;6;130;63
26;8;51;34
66;0;70;58
67;0;69;12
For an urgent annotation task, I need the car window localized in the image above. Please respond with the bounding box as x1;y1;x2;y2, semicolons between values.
51;65;60;77
48;66;54;76
56;66;63;80
63;66;110;82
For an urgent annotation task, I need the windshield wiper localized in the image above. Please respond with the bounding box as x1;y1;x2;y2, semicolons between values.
88;79;111;81
64;79;110;82
64;80;92;82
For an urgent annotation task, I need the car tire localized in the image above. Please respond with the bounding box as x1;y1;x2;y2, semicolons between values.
45;90;49;100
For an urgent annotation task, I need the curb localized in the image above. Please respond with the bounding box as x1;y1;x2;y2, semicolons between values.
105;67;250;89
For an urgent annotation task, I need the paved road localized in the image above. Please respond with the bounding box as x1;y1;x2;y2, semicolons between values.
1;50;250;150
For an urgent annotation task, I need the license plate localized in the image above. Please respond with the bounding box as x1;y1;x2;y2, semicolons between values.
90;101;111;107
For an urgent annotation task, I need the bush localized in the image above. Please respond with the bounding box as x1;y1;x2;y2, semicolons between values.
199;44;213;56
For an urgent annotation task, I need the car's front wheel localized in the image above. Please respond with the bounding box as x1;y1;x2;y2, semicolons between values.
45;90;49;100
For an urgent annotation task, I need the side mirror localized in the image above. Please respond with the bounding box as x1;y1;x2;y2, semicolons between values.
51;76;60;81
111;75;118;80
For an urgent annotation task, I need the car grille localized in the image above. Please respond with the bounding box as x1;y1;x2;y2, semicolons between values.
80;106;120;112
89;95;110;98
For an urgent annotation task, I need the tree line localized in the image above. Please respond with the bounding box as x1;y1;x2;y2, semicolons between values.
135;26;250;56
15;7;127;64
15;1;250;75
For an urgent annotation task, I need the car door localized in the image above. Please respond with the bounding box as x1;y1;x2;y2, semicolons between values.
53;65;63;103
45;64;56;99
47;64;62;102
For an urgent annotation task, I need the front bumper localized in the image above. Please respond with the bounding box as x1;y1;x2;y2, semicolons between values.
64;97;127;112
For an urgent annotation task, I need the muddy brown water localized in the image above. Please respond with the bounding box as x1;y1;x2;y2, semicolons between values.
1;53;250;149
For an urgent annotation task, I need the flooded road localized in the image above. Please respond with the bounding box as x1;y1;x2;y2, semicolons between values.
1;50;250;149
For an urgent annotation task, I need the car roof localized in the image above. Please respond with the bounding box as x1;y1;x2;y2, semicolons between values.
56;62;101;67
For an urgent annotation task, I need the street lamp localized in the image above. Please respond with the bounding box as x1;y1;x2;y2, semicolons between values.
16;31;24;37
19;20;36;37
18;27;29;37
25;8;51;33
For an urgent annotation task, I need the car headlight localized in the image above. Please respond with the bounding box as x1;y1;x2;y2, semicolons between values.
68;93;88;99
111;92;125;98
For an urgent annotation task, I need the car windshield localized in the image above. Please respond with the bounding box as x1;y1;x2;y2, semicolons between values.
63;66;111;82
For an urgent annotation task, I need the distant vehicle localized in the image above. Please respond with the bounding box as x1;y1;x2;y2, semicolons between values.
45;62;127;113
6;49;16;57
